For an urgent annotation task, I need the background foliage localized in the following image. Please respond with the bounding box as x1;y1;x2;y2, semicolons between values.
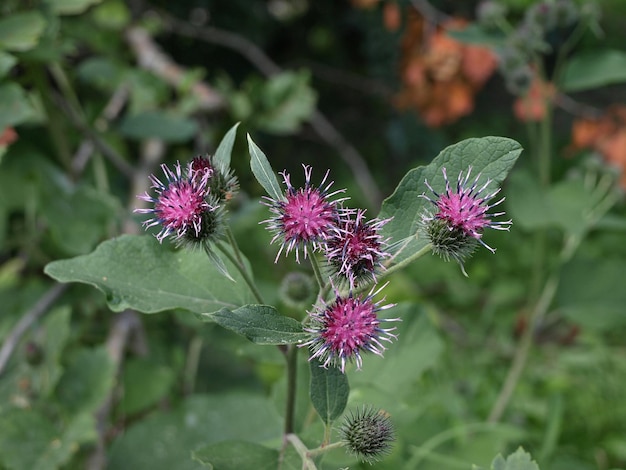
1;0;626;469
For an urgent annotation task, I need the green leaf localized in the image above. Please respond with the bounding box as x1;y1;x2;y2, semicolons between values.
108;393;283;470
192;441;279;469
379;137;522;266
119;111;198;143
199;305;308;345
44;235;256;314
56;347;115;413
119;358;175;415
556;258;626;331
49;0;103;15
0;12;46;52
0;83;37;129
309;361;350;425
247;134;284;200
561;50;626;92
213;122;240;171
0;51;17;78
0;409;95;470
33;307;72;398
491;447;540;470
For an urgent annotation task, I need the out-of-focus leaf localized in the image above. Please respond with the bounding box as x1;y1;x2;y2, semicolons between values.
0;12;46;52
44;235;256;314
447;24;506;46
76;57;123;91
561;50;626;92
192;441;279;469
556;258;626;330
49;0;103;15
379;137;522;267
0;83;37;129
108;393;283;470
91;0;130;29
0;51;17;78
119;111;198;143
56;347;115;413
309;360;349;425
200;305;308;345
0;409;95;470
119;359;175;415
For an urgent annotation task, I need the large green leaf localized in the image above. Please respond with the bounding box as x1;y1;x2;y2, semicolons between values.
213;122;240;171
199;305;308;345
119;358;175;415
44;235;256;314
309;360;350;425
379;137;522;266
108;393;283;470
192;441;279;470
0;12;45;52
0;52;17;78
248;134;284;201
561;50;626;92
119;111;198;143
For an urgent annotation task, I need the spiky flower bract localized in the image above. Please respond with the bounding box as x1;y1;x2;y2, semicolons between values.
301;284;398;373
261;165;349;263
191;155;239;203
340;406;395;464
420;167;512;270
135;162;213;244
325;209;391;288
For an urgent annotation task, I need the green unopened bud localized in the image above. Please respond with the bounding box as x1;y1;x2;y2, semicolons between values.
504;64;534;96
476;1;508;29
180;194;226;248
279;271;316;312
424;217;479;267
340;406;395;463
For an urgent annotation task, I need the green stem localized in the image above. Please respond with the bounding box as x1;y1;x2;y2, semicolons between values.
407;422;505;468
216;242;265;304
382;242;432;279
224;226;246;269
308;254;326;292
539;99;553;188
183;335;203;395
285;434;318;470
307;441;344;458
284;345;298;435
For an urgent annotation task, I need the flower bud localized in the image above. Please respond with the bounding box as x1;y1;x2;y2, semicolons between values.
279;271;316;311
340;406;395;463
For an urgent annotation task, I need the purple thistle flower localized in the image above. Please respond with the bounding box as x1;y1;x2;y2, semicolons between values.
421;166;511;250
301;284;399;373
261;164;349;263
325;209;392;289
135;162;213;243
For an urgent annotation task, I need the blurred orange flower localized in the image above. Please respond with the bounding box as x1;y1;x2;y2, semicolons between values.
513;74;555;122
395;13;497;127
570;106;626;188
0;127;18;148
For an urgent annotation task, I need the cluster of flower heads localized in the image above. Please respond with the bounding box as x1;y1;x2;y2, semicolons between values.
261;165;391;289
420;166;512;273
260;165;396;372
135;155;238;248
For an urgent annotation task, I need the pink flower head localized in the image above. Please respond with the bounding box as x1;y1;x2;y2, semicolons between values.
325;209;391;288
421;166;511;254
301;284;399;373
135;162;213;243
261;165;349;263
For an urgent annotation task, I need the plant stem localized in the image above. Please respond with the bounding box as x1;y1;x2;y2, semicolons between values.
308;254;326;292
487;272;559;423
307;441;344;458
382;242;432;278
285;434;318;470
183;335;203;395
224;226;246;269
216;242;265;304
284;345;298;435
